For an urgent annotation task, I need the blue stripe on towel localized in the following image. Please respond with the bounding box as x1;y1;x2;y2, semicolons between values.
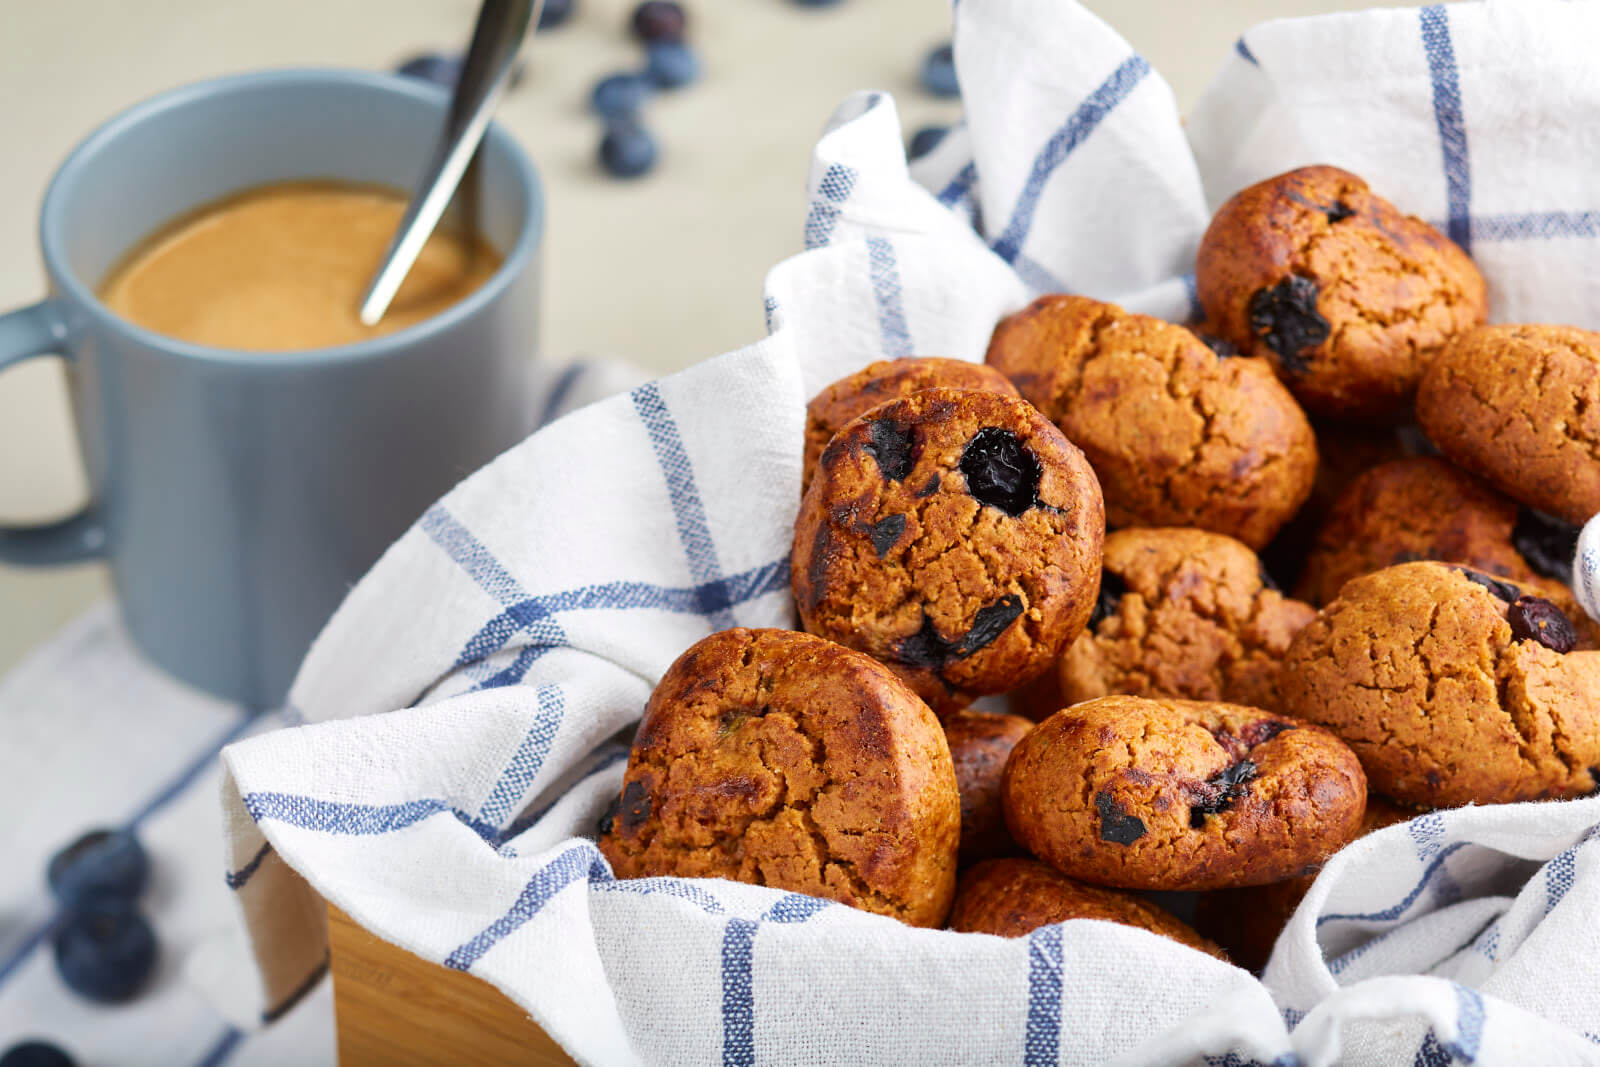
477;684;566;825
990;55;1151;265
1024;924;1063;1066
443;843;612;971
1420;5;1472;251
865;235;914;358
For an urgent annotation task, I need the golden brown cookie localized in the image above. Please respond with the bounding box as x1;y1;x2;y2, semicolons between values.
1196;165;1487;419
1294;457;1536;606
598;628;960;927
985;294;1316;549
1058;528;1317;711
948;857;1224;956
943;710;1035;864
803;358;1020;495
1280;562;1600;808
1003;696;1366;890
1416;324;1600;526
792;387;1104;710
1193;795;1413;971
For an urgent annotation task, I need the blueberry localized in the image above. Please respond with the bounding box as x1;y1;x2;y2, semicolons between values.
1090;570;1128;628
921;43;959;98
1189;760;1259;827
1197;332;1240;359
395;53;463;90
645;41;699;90
1508;596;1577;654
537;0;575;30
632;1;686;43
1247;276;1329;373
397;52;526;90
0;1043;75;1067
47;829;149;907
959;427;1041;516
618;780;652;833
53;902;158;1004
1513;509;1580;584
591;72;652;118
864;419;916;482
598;121;659;178
907;125;948;161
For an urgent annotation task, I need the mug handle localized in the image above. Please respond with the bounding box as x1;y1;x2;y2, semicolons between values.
0;300;106;565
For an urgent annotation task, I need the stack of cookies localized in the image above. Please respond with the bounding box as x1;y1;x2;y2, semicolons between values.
599;164;1600;968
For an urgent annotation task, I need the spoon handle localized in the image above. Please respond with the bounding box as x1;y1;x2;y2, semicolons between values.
359;0;540;326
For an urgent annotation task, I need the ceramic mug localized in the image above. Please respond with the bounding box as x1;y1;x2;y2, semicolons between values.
0;69;543;707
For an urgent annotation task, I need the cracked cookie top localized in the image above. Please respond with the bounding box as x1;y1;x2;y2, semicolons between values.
1002;695;1367;891
985;294;1317;549
948;856;1224;956
1196;165;1487;419
598;627;960;927
1059;527;1316;712
1280;561;1600;808
803;358;1019;495
1295;457;1536;606
792;387;1104;710
1417;323;1600;526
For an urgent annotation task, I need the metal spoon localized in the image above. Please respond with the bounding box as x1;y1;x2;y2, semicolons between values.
359;0;541;326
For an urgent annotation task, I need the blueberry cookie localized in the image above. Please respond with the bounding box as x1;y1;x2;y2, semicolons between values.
1194;795;1412;971
803;358;1019;494
792;387;1104;710
943;710;1035;864
949;857;1223;956
1058;527;1317;712
1280;562;1600;808
598;627;960;927
1003;696;1366;890
1417;324;1600;526
1196;166;1487;418
1295;457;1536;606
986;294;1316;549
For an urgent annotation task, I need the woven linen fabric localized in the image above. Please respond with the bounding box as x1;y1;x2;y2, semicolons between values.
221;2;1600;1064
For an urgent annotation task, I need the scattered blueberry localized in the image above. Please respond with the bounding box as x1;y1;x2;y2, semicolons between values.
396;52;526;91
53;902;158;1004
395;53;463;91
921;43;959;98
0;1043;76;1067
907;125;948;161
631;1;687;43
47;829;149;908
591;71;652;118
537;0;575;30
645;41;699;89
599;120;659;178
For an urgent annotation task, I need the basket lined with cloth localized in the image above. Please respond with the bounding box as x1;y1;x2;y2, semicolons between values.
222;1;1600;1062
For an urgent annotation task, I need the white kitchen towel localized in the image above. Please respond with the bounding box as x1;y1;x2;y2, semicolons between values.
0;358;638;1066
220;2;1600;1064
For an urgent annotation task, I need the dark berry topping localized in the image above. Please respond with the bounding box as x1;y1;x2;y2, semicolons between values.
1247;275;1329;374
1452;566;1524;604
596;793;621;836
618;780;652;833
1238;719;1293;749
961;595;1024;655
912;474;941;498
1095;791;1146;845
1513;509;1580;584
1089;570;1127;628
1508;596;1577;654
865;419;916;481
1189;760;1258;828
1325;200;1355;223
1197;332;1240;359
893;596;1025;670
867;514;906;557
959;427;1041;516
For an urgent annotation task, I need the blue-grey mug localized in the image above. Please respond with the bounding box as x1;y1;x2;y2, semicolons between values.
0;70;542;707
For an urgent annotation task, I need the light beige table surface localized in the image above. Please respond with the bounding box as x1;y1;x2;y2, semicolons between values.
0;0;1382;682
